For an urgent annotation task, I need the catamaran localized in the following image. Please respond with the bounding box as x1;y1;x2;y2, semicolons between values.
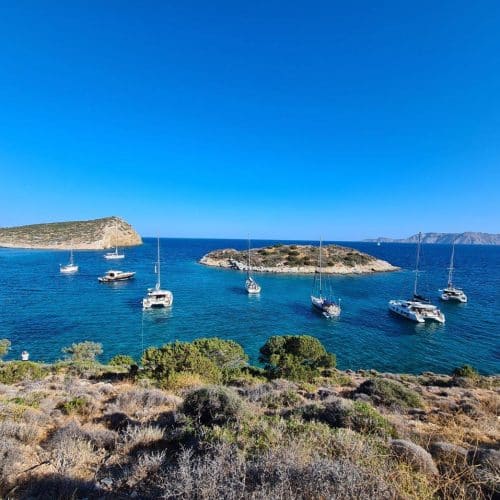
388;232;445;323
60;247;78;274
245;237;261;294
440;243;467;303
104;221;124;260
311;239;341;318
142;237;173;309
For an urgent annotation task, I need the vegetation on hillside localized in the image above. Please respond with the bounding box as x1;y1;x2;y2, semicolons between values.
0;336;497;499
200;243;393;271
0;216;142;249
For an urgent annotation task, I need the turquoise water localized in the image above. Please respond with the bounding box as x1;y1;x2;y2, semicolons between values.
0;238;498;374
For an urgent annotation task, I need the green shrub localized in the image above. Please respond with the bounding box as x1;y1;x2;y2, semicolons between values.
259;335;336;381
182;386;243;426
62;341;103;362
141;341;222;385
0;361;49;384
262;389;301;409
350;401;396;437
0;339;11;360
192;338;248;380
452;365;479;379
108;354;135;367
58;396;92;416
356;378;423;409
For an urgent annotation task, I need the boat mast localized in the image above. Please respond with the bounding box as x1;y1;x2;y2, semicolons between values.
247;236;251;278
319;238;323;298
413;232;422;296
448;242;455;287
69;246;74;266
115;221;119;255
156;237;161;289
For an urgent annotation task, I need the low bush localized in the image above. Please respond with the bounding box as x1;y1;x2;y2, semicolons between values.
0;361;49;385
259;335;336;382
182;386;243;426
62;341;103;362
0;339;11;360
452;364;479;379
108;354;135;367
58;396;93;416
141;341;222;385
356;378;423;409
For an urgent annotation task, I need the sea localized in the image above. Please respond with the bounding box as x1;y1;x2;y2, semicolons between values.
0;238;498;375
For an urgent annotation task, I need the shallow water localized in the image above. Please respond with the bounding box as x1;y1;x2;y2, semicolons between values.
0;238;498;374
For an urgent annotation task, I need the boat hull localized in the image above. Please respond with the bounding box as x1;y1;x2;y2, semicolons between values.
440;288;467;303
245;278;261;294
98;271;135;283
388;300;445;324
311;295;341;318
60;265;78;274
104;254;125;260
143;289;174;310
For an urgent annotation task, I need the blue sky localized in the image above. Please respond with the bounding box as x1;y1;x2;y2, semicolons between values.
0;1;499;240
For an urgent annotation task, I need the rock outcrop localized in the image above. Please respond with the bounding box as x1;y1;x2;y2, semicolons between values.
200;244;397;275
0;216;142;250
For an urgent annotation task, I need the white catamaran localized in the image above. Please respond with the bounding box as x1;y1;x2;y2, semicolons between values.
388;232;445;323
60;247;78;274
142;237;173;309
104;221;125;260
311;239;341;318
245;237;261;294
440;243;467;303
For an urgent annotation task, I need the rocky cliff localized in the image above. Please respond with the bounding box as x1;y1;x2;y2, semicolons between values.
0;216;142;250
365;232;500;245
200;244;398;274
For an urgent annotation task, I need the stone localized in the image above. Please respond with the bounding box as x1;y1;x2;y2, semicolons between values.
429;441;468;465
390;439;439;475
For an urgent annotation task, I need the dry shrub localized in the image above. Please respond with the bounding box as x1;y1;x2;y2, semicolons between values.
49;421;117;451
110;388;178;419
0;418;40;444
0;437;25;485
49;436;102;476
16;473;101;499
122;425;165;454
127;450;166;486
164;371;207;392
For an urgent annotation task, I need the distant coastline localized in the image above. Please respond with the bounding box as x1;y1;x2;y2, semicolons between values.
0;216;142;250
200;244;398;274
364;231;500;245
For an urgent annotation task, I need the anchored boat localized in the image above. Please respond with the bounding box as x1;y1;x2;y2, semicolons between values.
311;239;341;318
104;221;125;260
440;243;467;303
98;270;136;283
388;232;445;324
245;237;261;294
60;247;78;274
142;237;173;309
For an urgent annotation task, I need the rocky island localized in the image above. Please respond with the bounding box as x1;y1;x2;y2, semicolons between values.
0;216;142;250
200;243;398;274
365;232;500;245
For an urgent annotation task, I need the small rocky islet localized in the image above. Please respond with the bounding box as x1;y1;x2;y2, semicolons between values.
200;243;398;274
0;216;142;250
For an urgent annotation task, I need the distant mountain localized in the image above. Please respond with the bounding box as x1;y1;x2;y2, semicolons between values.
364;232;500;245
0;216;142;250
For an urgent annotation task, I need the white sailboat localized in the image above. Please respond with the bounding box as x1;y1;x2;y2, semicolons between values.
389;232;445;323
104;221;124;260
60;246;78;274
440;243;467;303
311;239;341;318
245;237;261;294
142;237;173;309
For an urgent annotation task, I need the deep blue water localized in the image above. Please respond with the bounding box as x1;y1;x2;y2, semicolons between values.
0;238;498;375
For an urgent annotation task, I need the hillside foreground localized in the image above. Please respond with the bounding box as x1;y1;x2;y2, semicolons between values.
0;336;497;499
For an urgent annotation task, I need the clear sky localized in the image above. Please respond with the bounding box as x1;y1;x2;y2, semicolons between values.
0;1;499;240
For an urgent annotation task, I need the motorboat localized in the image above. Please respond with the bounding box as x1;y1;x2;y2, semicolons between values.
98;270;136;283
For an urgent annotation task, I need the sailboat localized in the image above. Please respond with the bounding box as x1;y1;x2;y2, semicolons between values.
440;243;467;303
142;237;173;309
311;239;341;318
245;237;261;294
388;232;445;323
60;246;78;274
104;221;125;260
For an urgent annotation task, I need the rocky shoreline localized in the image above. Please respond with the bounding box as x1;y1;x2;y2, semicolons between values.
0;216;142;250
200;244;398;274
